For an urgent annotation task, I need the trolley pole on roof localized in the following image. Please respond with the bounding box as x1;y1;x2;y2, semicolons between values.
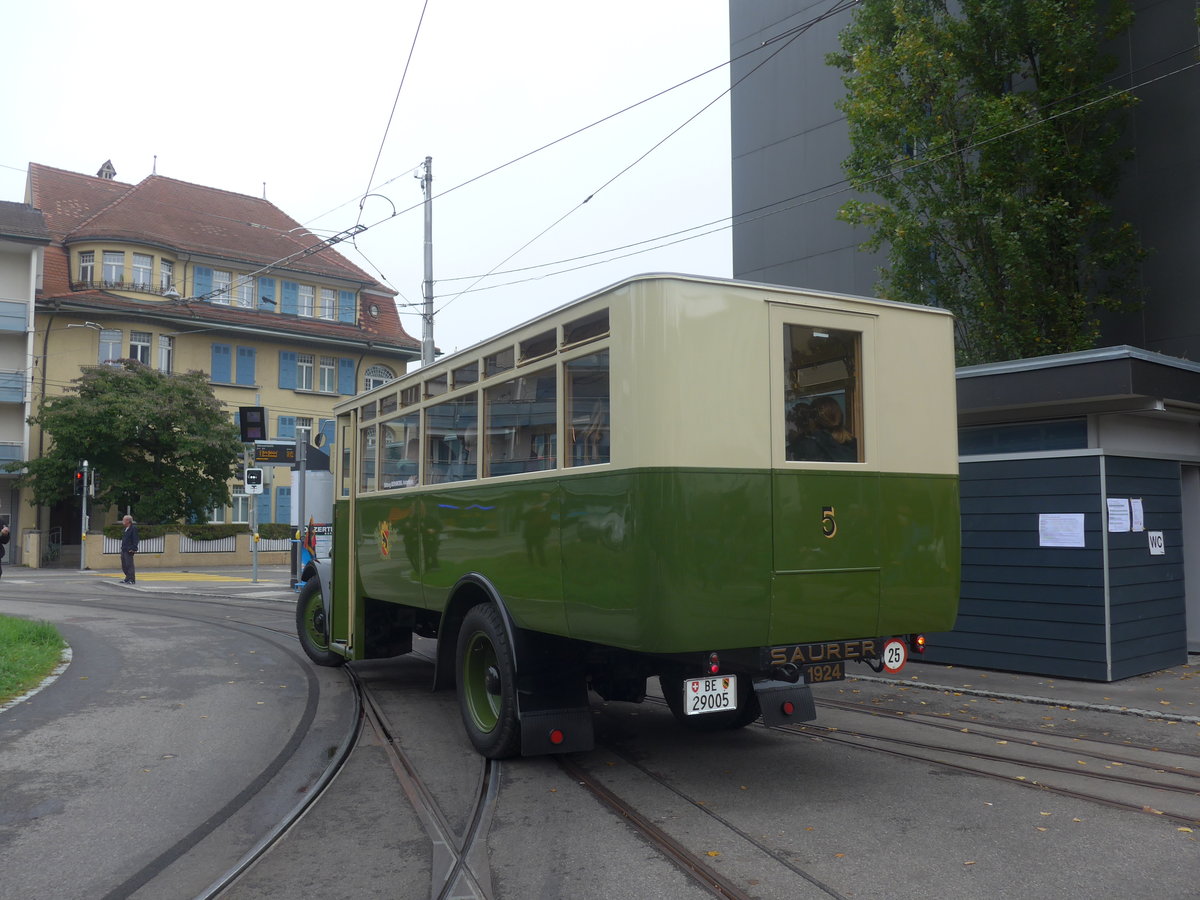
420;155;435;366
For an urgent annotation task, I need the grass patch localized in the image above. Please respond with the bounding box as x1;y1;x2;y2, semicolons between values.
0;615;66;706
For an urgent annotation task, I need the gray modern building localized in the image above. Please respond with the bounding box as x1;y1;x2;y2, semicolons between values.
730;0;1200;358
729;2;1200;676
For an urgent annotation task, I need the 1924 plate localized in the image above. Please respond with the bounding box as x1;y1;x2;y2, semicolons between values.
684;675;737;715
804;662;845;684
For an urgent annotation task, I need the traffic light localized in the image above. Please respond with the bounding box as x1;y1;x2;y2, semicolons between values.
73;470;84;495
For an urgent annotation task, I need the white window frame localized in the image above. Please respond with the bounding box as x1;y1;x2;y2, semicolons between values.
235;278;254;307
211;269;232;304
130;331;152;365
231;489;250;525
158;335;174;373
79;251;95;284
160;258;174;292
297;353;315;391
99;329;122;364
363;364;395;391
298;284;315;317
132;254;152;288
318;356;336;393
319;288;336;319
102;251;124;285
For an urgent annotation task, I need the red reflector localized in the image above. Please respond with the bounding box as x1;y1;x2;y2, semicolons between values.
707;651;720;674
548;729;565;745
912;634;927;654
781;700;795;716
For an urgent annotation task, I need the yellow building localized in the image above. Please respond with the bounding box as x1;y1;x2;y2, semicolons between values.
24;161;418;555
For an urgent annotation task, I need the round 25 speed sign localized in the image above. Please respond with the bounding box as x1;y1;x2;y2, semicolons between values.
881;639;908;674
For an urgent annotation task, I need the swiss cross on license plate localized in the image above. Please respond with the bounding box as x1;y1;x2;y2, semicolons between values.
684;675;737;715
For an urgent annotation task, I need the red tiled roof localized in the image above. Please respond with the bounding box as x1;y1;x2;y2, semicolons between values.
28;163;419;352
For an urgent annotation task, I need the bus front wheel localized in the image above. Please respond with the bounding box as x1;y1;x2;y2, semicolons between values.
296;579;345;667
456;603;521;759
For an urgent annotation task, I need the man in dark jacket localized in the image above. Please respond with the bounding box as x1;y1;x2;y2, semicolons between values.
0;524;9;578
120;515;139;584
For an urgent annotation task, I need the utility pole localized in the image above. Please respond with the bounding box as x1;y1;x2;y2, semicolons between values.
78;460;88;572
420;155;435;366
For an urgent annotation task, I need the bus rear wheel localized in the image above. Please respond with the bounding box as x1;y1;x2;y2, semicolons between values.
658;674;761;731
296;579;345;667
456;604;521;759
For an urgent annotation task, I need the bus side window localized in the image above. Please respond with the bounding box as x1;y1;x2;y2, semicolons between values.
486;369;557;477
566;350;609;467
784;326;861;463
426;393;477;484
359;424;377;491
381;413;420;489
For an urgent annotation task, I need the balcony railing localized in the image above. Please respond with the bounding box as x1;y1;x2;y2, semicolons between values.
71;279;172;296
0;371;25;403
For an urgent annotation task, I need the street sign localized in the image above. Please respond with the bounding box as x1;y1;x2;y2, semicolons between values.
253;441;296;464
244;467;264;494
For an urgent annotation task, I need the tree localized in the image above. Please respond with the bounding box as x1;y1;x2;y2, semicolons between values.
829;0;1144;365
14;361;243;523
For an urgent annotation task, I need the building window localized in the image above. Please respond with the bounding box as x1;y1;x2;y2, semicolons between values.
158;335;174;373
78;251;95;284
99;329;122;364
130;331;151;365
102;251;124;286
132;254;153;288
319;356;336;393
297;353;314;390
319;288;336;320
231;489;250;524
160;259;174;292
363;364;395;391
211;270;232;304
298;284;315;317
235;278;254;307
208;504;225;524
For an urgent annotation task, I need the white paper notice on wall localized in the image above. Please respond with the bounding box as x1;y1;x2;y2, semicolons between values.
1039;513;1086;548
1148;531;1165;555
1130;498;1145;532
1106;498;1131;533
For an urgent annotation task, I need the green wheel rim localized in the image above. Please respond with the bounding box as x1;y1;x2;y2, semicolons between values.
462;630;500;734
302;593;330;652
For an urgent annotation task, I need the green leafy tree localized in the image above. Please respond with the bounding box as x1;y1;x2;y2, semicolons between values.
14;361;242;523
829;0;1144;364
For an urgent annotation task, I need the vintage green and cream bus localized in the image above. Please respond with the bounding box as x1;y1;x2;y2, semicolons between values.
297;274;960;758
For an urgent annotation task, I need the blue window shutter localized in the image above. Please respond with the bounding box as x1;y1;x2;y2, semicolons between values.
275;485;292;525
339;290;356;323
236;346;256;386
278;415;296;439
278;351;297;389
194;266;213;298
319;418;335;447
258;277;276;311
210;343;232;383
281;280;299;316
256;490;272;526
338;358;355;395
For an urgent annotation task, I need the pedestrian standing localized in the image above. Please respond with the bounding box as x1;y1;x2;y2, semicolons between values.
120;515;138;584
0;523;10;578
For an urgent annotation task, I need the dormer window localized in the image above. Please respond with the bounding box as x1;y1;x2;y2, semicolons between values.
160;259;174;292
102;251;124;286
79;251;95;285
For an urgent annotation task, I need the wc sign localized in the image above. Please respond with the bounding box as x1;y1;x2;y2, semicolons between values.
1148;531;1165;556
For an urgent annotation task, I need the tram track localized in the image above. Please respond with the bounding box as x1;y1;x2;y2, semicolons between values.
356;673;500;900
786;696;1200;827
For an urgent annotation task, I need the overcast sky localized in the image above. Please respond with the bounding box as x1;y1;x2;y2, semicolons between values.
1;0;739;359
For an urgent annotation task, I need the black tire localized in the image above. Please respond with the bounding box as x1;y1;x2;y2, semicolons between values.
456;604;521;759
296;578;345;667
658;673;761;732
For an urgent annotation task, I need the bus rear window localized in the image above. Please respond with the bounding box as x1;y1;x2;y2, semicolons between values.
784;326;861;463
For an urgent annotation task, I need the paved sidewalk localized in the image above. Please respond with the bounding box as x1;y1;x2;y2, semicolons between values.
4;563;300;603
